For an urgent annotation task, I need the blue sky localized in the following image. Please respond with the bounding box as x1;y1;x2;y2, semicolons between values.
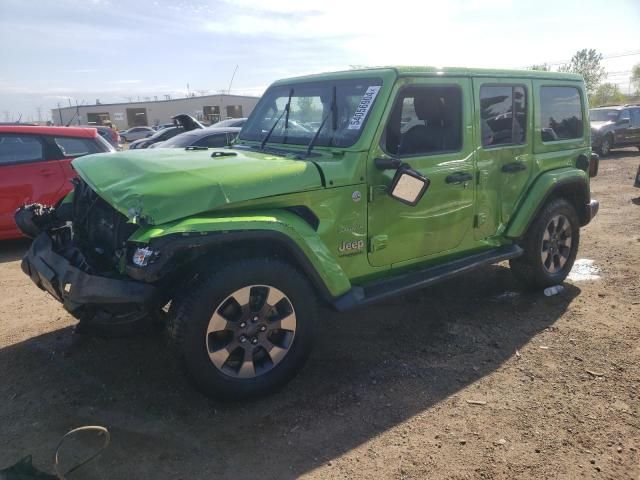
1;0;638;121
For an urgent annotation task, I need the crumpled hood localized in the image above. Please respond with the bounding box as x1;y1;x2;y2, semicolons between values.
590;121;612;131
72;148;323;225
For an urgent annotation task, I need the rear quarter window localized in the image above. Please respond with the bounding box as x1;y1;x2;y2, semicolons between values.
539;86;583;142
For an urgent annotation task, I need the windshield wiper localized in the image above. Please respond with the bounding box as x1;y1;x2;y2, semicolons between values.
261;88;293;151
306;85;337;157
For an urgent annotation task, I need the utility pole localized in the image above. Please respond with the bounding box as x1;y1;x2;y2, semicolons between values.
220;65;239;120
36;106;42;123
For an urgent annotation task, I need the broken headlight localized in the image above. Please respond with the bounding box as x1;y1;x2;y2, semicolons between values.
132;246;158;267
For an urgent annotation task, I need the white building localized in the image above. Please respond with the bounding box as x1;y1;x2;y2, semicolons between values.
51;93;260;129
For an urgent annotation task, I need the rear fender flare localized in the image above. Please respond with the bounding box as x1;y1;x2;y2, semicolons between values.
505;168;590;239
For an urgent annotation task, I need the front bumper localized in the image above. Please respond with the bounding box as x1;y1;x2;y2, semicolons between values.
583;199;599;225
22;233;157;317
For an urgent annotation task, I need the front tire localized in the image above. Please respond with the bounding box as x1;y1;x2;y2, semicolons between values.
598;134;612;156
510;198;580;290
168;258;318;400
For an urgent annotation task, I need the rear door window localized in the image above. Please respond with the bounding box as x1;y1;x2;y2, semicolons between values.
539;86;583;141
0;134;44;165
480;85;527;147
54;137;101;157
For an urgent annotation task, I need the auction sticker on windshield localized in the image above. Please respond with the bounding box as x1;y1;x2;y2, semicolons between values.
348;86;381;130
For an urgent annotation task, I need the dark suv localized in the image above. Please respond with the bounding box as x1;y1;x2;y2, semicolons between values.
589;104;640;156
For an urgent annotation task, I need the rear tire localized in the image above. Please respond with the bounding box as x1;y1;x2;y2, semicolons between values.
510;198;580;290
168;258;318;400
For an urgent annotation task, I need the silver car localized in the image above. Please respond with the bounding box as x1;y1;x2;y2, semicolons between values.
120;126;154;142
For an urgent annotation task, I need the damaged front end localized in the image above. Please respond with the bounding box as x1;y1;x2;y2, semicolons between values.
17;179;158;328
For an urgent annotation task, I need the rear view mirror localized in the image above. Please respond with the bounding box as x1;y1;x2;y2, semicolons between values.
389;166;430;206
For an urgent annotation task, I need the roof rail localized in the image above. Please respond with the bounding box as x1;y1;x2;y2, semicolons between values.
624;103;640;107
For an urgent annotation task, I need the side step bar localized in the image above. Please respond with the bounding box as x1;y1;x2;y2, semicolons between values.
333;244;523;311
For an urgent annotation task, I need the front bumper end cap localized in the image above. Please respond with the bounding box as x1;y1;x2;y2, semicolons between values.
22;233;157;316
583;199;599;225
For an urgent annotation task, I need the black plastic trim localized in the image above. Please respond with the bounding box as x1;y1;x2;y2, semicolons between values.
22;233;156;316
126;230;336;304
508;176;591;239
333;245;523;311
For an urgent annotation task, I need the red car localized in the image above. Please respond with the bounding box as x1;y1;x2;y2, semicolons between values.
0;125;114;240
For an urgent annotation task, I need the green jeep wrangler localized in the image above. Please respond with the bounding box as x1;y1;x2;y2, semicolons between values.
18;67;599;399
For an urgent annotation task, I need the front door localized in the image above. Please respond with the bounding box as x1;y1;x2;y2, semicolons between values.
631;108;640;145
472;79;533;239
614;109;633;146
367;78;475;267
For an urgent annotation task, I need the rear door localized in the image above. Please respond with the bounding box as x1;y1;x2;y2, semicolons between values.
472;78;533;239
51;134;106;179
0;133;66;237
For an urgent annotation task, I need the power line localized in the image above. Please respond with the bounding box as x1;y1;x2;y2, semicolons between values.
523;49;640;69
546;49;640;66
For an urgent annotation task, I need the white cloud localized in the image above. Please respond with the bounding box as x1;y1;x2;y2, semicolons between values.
202;0;519;67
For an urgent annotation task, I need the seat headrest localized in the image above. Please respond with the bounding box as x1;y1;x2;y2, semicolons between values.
414;95;445;123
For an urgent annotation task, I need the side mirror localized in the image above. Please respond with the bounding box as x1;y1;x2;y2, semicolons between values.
389;165;430;206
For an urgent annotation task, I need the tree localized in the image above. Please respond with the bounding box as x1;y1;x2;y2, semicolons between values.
296;97;316;123
527;64;550;71
557;49;607;94
632;64;640;96
589;83;626;107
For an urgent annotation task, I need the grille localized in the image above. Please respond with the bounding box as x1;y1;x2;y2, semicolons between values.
72;178;137;272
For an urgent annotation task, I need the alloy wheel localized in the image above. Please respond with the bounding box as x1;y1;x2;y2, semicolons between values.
205;285;296;379
540;214;572;274
601;138;610;156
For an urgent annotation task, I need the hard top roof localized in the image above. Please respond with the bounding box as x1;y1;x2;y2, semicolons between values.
0;125;98;138
272;66;583;85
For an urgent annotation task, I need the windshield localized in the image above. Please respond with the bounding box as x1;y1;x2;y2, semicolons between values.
239;77;383;148
589;109;619;122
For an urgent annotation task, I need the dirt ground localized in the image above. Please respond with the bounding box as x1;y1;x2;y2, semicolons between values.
1;149;639;480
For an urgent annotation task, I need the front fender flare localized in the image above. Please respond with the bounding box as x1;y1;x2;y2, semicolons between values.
127;210;352;301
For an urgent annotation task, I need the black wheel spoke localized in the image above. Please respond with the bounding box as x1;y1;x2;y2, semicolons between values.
540;214;573;274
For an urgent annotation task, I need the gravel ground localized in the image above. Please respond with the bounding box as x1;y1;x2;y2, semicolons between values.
0;148;639;479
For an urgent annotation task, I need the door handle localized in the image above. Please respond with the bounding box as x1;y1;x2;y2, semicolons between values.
445;172;473;184
502;162;527;173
